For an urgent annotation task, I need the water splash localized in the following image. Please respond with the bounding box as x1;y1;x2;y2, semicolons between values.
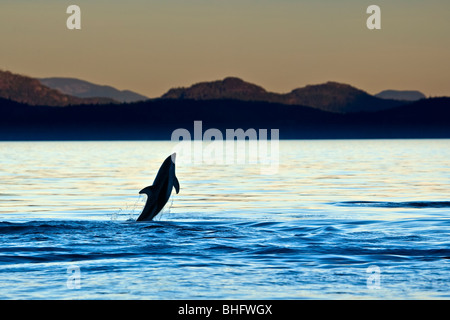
154;195;175;221
112;194;144;221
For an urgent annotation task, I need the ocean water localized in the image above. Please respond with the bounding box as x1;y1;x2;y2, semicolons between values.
0;140;449;299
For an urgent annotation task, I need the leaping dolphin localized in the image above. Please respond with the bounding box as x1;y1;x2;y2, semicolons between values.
137;153;180;221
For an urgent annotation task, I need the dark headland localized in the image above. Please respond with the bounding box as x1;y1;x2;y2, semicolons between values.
1;71;449;140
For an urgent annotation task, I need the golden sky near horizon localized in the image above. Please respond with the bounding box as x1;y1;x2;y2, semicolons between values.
1;0;449;98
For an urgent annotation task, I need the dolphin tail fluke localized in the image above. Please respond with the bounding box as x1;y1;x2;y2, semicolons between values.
174;176;180;194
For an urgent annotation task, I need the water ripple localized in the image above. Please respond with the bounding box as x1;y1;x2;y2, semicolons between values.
1;140;449;299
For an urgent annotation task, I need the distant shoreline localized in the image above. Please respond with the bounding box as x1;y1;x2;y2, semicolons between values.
1;97;449;141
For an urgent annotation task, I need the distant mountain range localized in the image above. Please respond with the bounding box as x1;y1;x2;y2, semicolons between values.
161;77;407;113
39;77;149;103
0;69;428;113
0;69;448;140
374;90;426;101
0;70;115;106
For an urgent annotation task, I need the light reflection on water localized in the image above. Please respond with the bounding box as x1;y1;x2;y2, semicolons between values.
0;140;449;299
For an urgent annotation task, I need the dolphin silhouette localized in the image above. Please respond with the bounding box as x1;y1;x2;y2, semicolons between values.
137;153;180;221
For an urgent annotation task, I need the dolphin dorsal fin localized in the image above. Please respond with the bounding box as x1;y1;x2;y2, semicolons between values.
147;185;155;195
174;176;180;194
139;185;155;197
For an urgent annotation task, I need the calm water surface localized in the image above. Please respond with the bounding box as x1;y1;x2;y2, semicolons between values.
0;140;449;299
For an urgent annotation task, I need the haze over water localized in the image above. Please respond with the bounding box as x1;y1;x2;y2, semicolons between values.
0;140;449;299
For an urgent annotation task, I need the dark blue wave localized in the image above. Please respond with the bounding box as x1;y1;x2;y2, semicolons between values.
333;201;450;208
0;218;449;268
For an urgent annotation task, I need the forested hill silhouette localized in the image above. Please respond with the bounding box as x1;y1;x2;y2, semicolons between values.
161;77;405;113
1;95;449;140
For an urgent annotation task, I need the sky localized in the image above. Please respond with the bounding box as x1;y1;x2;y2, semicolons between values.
1;0;449;98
